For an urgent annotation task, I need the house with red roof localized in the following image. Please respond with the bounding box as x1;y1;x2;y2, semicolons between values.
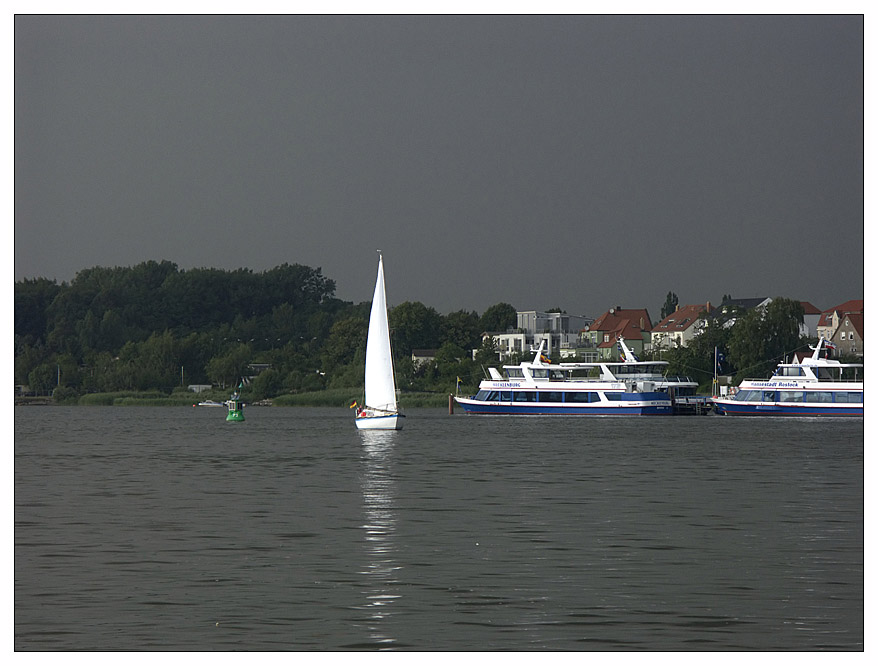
816;299;864;343
581;307;653;360
650;302;712;350
830;312;863;358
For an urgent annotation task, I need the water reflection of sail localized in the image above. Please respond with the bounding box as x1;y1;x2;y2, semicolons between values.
358;431;401;646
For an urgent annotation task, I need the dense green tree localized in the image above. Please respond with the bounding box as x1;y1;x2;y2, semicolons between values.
661;314;733;390
15;277;60;344
388;301;442;356
473;336;500;366
251;368;284;400
136;330;182;390
433;342;469;382
15;341;48;386
479;303;517;333
322;317;367;372
28;363;58;396
441;310;481;351
728;298;805;379
206;343;253;389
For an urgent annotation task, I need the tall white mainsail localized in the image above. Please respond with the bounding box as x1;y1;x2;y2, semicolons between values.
362;252;398;416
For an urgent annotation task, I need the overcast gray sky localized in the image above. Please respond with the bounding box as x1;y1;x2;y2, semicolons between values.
14;14;864;318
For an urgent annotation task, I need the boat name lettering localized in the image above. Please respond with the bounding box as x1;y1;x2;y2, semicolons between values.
751;381;799;387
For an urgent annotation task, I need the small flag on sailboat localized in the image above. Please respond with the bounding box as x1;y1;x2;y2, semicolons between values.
349;400;358;409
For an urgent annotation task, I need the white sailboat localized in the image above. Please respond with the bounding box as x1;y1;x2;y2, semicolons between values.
355;252;404;430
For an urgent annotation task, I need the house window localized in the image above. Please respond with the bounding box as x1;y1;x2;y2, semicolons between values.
841;332;846;340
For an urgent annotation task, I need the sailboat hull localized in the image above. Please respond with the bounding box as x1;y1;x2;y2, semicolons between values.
355;413;404;430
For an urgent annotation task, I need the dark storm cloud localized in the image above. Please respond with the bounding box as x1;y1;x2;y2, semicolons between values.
15;15;863;317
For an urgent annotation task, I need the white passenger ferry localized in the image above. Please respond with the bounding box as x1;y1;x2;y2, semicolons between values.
713;339;863;417
454;338;703;416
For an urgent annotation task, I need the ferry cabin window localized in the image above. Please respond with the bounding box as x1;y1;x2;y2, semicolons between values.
613;364;664;376
762;391;776;402
604;393;623;401
539;391;564;402
805;391;833;402
817;367;842;381
475;391;499;401
513;391;538;401
778;391;805;402
506;368;524;379
499;392;513;402
834;391;863;403
532;369;549;380
734;390;762;401
776;367;804;377
565;392;598;403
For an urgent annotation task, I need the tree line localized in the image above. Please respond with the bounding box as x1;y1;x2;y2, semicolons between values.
15;261;828;401
655;297;814;387
14;260;518;400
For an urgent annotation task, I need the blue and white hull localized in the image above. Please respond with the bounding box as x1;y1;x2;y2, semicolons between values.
714;402;862;417
713;393;863;417
455;392;672;415
713;339;863;417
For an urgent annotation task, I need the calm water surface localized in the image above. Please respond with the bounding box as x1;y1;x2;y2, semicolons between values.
15;406;863;650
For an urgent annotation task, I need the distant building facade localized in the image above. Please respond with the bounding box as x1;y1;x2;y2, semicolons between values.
411;349;438;368
483;310;594;361
651;302;712;350
582;307;653;361
830;312;864;358
816;300;864;344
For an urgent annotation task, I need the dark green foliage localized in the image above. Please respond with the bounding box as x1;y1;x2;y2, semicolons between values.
727;297;805;379
14;261;519;401
15;262;816;403
388;301;442;356
660;313;733;391
479;302;517;333
658;297;808;390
